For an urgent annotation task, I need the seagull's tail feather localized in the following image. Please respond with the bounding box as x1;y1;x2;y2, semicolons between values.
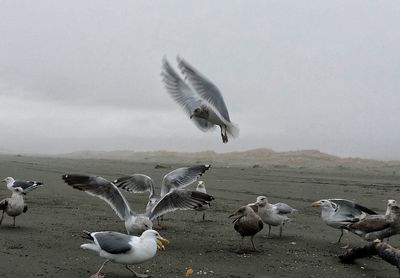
226;123;239;138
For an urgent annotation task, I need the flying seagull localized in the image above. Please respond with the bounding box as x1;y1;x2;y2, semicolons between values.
229;206;263;252
0;187;28;227
161;57;239;143
62;174;214;234
248;196;297;238
312;199;377;244
2;177;43;194
81;229;169;278
113;165;211;217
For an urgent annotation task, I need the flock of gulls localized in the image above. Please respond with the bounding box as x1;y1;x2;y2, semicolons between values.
1;57;399;277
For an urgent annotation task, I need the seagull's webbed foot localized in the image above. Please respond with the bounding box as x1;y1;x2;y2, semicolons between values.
126;265;150;278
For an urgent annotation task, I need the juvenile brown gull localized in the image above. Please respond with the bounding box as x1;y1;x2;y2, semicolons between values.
229;206;263;251
346;200;400;241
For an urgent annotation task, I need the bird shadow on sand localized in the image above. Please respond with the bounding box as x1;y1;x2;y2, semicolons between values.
0;225;29;231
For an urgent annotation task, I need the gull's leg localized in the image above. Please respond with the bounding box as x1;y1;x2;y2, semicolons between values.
126;265;149;278
202;212;206;221
0;211;4;225
337;229;344;244
268;224;272;237
13;217;16;227
279;224;283;238
90;259;109;278
251;236;257;251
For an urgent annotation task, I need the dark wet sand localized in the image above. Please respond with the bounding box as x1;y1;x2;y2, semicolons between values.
0;155;399;277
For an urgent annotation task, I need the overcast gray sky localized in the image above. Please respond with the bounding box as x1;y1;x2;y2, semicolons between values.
0;1;399;159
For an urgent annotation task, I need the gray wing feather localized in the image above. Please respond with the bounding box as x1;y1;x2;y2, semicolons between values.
114;174;155;199
62;174;132;220
330;199;376;216
177;57;231;122
161;58;216;132
13;180;43;193
160;165;211;197
273;203;296;215
149;190;214;220
93;231;132;254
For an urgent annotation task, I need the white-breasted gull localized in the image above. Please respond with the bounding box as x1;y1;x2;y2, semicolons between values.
312;198;377;243
81;229;169;278
0;187;28;227
2;177;43;194
248;196;297;238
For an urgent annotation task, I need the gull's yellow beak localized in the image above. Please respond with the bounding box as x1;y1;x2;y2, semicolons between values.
311;201;321;207
156;236;170;251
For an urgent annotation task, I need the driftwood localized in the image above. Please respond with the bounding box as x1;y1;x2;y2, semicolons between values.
339;241;400;275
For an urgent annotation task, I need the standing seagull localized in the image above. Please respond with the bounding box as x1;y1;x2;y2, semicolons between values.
81;229;169;278
248;196;297;238
312;199;377;244
161;57;239;143
114;165;211;214
194;181;209;221
0;188;28;227
346;200;400;241
2;177;43;194
62;174;214;234
229;206;263;251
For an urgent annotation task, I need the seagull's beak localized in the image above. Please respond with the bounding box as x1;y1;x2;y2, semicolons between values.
190;114;194;119
311;201;321;207
1;179;5;183
156;235;170;251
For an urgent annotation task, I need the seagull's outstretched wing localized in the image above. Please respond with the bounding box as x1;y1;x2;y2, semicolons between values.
330;199;377;216
162;58;215;132
160;165;211;197
62;174;133;220
177;56;231;122
148;190;214;220
114;174;155;199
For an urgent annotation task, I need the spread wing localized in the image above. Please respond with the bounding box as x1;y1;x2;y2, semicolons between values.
330;199;377;216
160;165;211;197
161;58;216;132
62;174;133;220
114;174;155;199
148;190;214;220
177;56;231;122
